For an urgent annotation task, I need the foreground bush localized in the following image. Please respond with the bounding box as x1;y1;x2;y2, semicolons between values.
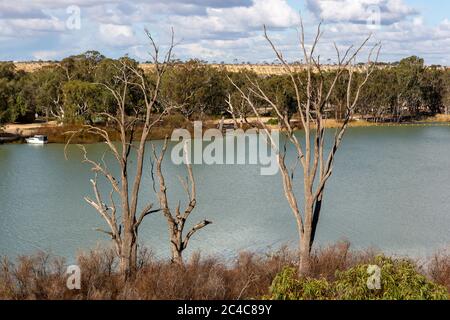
0;243;448;300
0;248;294;300
268;256;448;300
428;250;450;292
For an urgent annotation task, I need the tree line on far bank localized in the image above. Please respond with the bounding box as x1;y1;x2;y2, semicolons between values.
0;52;449;125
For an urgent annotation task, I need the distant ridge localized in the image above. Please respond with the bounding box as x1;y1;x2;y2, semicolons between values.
9;61;450;75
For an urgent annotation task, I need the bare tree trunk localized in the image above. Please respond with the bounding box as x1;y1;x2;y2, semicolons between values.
299;233;312;276
120;231;137;276
226;94;239;129
298;192;315;276
170;232;184;265
153;139;211;266
66;30;176;279
229;20;379;278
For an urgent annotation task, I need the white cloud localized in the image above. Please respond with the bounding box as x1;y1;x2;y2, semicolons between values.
99;23;137;47
165;0;299;40
33;49;66;60
0;18;65;37
306;0;417;25
206;0;299;29
178;42;225;59
0;0;448;65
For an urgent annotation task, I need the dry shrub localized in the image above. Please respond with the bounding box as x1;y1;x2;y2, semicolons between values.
428;250;450;291
128;248;295;300
0;252;66;300
0;243;448;300
309;241;378;281
0;247;294;300
75;249;121;299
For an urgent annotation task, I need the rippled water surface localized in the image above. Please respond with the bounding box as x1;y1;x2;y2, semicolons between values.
1;126;450;261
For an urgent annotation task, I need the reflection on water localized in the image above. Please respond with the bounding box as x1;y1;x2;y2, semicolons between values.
1;126;450;262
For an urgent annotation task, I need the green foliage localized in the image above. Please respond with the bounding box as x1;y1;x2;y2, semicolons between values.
266;118;279;125
268;257;448;300
335;256;448;300
261;75;299;121
161;59;228;119
268;267;298;300
357;56;448;120
62;80;105;123
60;51;105;82
0;63;21;123
0;54;449;125
269;268;331;300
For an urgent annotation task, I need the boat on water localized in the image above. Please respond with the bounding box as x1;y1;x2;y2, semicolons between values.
25;135;48;145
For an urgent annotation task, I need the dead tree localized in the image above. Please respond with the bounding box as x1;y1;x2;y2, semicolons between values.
50;91;65;123
229;21;380;276
152;138;211;265
66;30;176;278
225;94;239;129
225;93;250;129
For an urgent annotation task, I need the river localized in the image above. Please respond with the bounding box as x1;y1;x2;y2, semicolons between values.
1;126;450;262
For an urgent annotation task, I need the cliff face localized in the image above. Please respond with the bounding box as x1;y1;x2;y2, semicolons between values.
12;61;449;75
14;62;56;73
12;61;355;75
137;63;359;75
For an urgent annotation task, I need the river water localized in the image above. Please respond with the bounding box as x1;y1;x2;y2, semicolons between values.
1;126;449;262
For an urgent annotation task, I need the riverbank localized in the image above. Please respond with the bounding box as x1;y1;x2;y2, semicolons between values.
0;132;21;144
1;116;199;144
2;114;450;144
0;242;448;300
323;114;450;128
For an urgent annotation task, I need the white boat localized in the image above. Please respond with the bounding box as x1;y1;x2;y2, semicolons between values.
26;135;48;145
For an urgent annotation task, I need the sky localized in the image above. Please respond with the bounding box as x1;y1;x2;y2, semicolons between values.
0;0;449;65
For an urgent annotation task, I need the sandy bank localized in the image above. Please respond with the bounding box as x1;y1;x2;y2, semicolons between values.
2;115;449;145
3;121;60;136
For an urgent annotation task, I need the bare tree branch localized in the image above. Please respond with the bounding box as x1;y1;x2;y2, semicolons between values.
231;20;379;276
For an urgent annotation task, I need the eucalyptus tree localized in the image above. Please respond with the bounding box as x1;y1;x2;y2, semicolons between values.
225;70;259;128
261;74;299;125
229;22;380;276
393;56;425;120
33;66;66;120
443;70;450;114
62;80;104;123
356;68;396;121
60;50;105;82
66;32;176;278
161;59;227;119
0;62;22;123
420;66;444;115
